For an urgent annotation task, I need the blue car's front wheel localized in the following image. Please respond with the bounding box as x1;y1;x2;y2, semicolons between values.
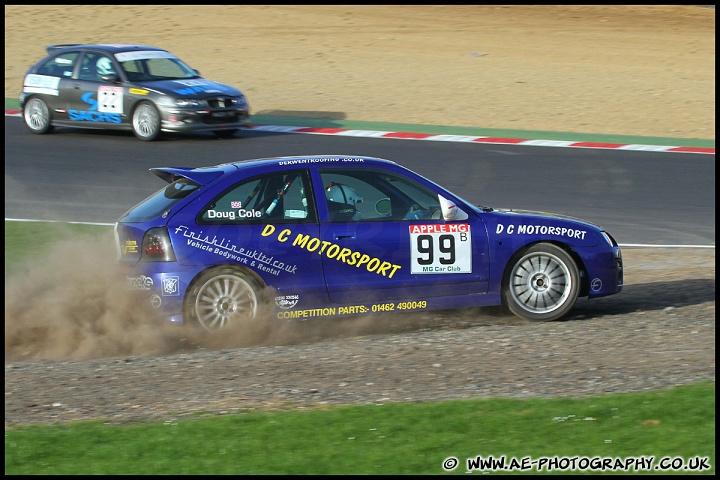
503;243;580;322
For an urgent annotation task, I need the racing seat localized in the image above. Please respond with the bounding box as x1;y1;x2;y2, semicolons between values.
326;201;357;222
78;58;99;81
257;176;285;219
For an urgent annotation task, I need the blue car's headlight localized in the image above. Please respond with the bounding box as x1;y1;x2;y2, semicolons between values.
600;230;618;247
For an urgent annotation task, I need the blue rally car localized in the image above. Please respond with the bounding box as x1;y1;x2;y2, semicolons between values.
20;44;250;141
114;155;623;331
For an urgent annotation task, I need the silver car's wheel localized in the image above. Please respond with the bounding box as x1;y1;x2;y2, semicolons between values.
185;267;261;332
503;243;580;322
132;101;161;141
23;97;53;134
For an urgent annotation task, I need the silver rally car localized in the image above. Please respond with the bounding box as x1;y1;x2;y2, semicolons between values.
19;43;251;141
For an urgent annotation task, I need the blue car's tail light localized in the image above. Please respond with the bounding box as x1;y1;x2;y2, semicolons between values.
141;227;176;262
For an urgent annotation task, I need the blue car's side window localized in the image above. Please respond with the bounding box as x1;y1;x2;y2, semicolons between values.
198;170;316;225
319;168;441;222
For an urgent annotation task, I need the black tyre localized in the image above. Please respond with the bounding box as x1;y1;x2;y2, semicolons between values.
184;266;263;332
503;243;580;322
213;129;238;139
132;101;161;141
23;97;53;134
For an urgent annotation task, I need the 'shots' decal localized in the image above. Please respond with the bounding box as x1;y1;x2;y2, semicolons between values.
496;223;587;239
276;300;428;319
68;91;122;123
410;224;472;274
175;225;298;275
261;225;402;279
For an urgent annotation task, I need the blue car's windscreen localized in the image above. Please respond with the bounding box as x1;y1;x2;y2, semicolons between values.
119;178;200;222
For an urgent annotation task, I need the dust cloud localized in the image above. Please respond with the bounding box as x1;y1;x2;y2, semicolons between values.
5;229;512;364
5;231;188;363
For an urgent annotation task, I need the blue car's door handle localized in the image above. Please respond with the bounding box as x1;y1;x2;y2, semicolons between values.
334;234;355;240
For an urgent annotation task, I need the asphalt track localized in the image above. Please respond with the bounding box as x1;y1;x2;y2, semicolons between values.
4;114;715;247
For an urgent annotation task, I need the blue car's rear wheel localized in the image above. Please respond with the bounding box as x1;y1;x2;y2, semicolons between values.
184;266;262;332
23;97;53;134
503;243;580;321
132;101;161;141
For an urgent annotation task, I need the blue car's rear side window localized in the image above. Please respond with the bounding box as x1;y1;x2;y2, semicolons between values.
120;178;200;222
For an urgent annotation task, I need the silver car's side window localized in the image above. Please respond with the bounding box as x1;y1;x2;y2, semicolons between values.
36;53;79;78
78;53;116;82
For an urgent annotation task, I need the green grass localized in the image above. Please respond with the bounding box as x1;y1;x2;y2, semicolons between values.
4;220;113;276
4;382;715;475
4;221;716;474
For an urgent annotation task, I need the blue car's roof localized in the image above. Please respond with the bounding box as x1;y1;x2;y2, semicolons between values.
232;155;398;168
221;155;399;169
151;155;402;185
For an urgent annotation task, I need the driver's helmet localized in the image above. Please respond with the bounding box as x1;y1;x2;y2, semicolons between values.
96;57;115;76
326;182;363;206
326;182;363;220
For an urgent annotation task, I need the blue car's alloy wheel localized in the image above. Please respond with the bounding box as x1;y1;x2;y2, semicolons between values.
184;267;262;331
503;243;580;322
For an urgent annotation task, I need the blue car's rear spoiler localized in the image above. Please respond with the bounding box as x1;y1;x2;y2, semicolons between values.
150;167;227;185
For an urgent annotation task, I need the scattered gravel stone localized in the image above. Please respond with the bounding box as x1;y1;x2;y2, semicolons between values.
4;249;714;427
